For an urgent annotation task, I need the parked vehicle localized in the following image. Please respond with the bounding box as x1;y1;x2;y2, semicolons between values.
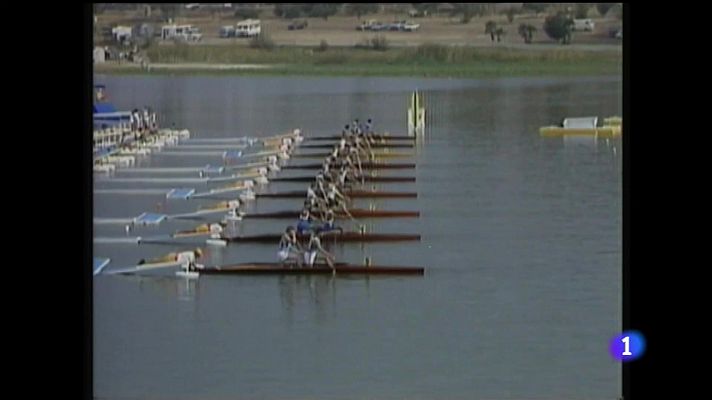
288;20;308;30
402;21;420;32
572;19;595;32
161;24;203;41
388;21;405;31
219;25;236;38
235;19;261;37
357;20;380;31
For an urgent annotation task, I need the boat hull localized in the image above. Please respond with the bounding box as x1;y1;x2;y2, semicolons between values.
305;135;415;141
300;143;414;149
271;176;415;183
282;162;416;170
243;209;420;219
256;190;417;198
539;126;621;138
199;263;424;275
292;152;413;159
224;232;421;243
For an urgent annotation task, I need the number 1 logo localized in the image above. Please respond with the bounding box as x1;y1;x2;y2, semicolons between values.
609;331;645;362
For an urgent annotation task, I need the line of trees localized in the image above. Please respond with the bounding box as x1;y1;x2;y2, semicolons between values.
273;4;340;20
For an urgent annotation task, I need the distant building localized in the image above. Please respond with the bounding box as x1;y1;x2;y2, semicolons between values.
93;47;106;63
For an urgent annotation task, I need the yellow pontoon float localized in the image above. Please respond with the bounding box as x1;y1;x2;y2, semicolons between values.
540;116;622;138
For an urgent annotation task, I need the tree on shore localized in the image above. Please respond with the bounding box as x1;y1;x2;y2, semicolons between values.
522;3;548;16
596;3;615;16
495;28;506;42
303;4;340;21
518;24;537;44
485;21;497;42
543;12;574;44
451;4;483;24
504;7;517;23
574;4;590;19
346;4;379;20
234;7;259;19
273;4;302;19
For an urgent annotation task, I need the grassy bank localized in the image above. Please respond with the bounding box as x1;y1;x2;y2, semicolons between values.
96;44;622;78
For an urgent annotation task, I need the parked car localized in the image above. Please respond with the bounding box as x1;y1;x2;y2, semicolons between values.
357;20;380;31
220;25;236;38
288;20;308;30
402;22;420;32
388;21;405;31
573;19;595;32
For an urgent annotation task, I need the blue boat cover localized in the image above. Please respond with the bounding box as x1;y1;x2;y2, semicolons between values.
94;103;117;114
166;188;196;199
93;258;111;276
223;150;242;159
134;213;167;225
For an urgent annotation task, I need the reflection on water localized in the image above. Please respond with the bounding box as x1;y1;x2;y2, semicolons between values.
94;75;622;400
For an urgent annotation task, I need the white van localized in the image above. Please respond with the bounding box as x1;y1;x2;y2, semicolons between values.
161;24;203;41
235;19;261;38
219;25;236;38
573;19;595;32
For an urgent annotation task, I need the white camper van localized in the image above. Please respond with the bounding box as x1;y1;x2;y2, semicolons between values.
161;24;203;41
235;19;261;38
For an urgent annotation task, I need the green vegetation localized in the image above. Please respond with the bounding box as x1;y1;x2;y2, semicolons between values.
103;43;622;79
450;4;485;24
485;21;498;42
596;3;615;16
504;7;517;23
273;3;339;20
522;3;549;16
574;4;591;19
249;31;275;50
518;24;537;44
544;13;574;44
345;4;380;20
234;7;260;19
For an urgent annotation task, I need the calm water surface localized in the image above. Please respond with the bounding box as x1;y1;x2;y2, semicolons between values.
93;75;622;400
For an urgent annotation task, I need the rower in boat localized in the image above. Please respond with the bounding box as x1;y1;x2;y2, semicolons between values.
323;182;356;221
278;226;302;267
315;174;329;201
352;119;361;135
347;146;364;181
296;209;313;235
303;230;336;272
365;119;373;134
317;210;342;234
305;187;328;214
355;131;375;157
338;159;362;186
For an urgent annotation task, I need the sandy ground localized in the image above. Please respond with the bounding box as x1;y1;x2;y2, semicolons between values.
95;9;622;49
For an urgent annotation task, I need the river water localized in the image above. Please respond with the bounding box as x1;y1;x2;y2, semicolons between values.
93;74;622;400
